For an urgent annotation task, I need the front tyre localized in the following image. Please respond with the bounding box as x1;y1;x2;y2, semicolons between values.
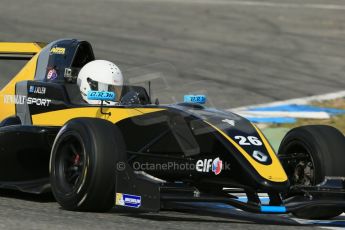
278;125;345;219
50;118;125;212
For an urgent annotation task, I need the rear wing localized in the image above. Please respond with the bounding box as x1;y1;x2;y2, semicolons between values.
0;42;46;60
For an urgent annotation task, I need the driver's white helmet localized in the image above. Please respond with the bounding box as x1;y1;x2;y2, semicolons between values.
77;60;123;105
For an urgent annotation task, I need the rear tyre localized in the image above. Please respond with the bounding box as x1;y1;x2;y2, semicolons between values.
50;118;125;212
278;125;345;219
0;116;21;127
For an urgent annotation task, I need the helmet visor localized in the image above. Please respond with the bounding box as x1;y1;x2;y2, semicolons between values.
108;85;122;101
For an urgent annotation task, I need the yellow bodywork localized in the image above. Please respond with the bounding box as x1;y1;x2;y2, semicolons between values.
0;42;45;54
31;107;165;126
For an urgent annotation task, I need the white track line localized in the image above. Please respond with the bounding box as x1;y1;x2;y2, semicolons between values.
112;0;345;10
321;228;345;230
229;90;345;112
236;111;330;119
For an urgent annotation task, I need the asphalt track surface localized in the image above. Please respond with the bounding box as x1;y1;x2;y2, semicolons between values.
1;0;345;229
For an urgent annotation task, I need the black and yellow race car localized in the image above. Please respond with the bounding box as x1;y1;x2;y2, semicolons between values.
0;39;345;219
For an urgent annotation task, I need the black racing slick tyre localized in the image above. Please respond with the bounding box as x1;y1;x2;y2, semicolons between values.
278;125;345;219
50;118;126;212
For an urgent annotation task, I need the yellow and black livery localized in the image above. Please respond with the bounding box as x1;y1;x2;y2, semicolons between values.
0;39;345;219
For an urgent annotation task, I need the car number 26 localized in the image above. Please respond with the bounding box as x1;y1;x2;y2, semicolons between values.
234;136;263;146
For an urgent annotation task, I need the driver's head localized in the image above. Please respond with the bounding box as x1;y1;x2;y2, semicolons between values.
77;60;123;105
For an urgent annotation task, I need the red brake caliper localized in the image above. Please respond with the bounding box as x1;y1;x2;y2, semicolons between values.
73;154;80;165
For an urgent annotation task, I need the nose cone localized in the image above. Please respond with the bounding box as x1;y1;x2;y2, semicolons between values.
204;119;288;183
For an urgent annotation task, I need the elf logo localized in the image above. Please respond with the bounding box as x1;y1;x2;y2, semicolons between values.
196;157;223;175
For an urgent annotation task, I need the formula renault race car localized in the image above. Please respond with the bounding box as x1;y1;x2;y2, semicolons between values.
0;39;345;220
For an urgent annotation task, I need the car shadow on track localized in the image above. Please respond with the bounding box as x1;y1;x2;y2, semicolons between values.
1;189;343;228
0;189;55;203
109;203;302;226
116;212;247;225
